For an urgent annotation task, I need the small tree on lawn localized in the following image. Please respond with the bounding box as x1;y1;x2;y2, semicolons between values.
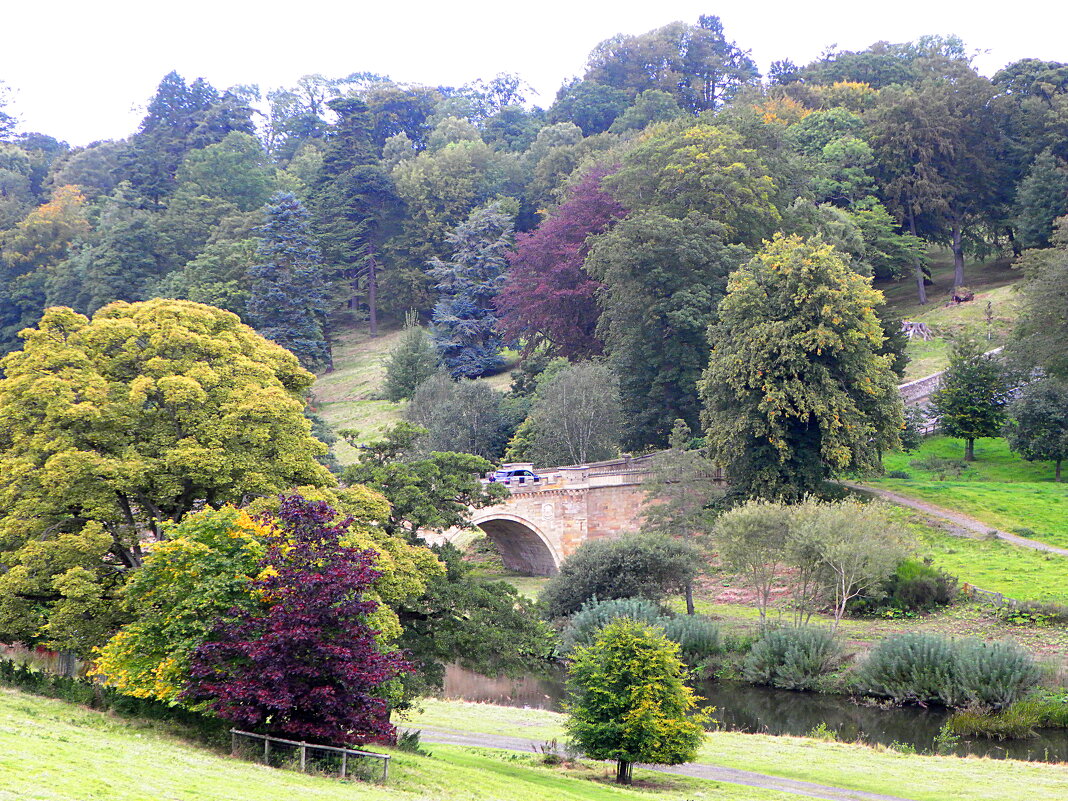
382;311;440;402
712;500;792;624
932;337;1010;461
566;618;707;784
183;495;409;745
793;499;908;632
1004;378;1068;481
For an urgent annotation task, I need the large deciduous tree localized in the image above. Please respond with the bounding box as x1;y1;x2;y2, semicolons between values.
0;299;333;653
585;15;758;114
495;166;626;359
1004;378;1068;481
701;234;902;501
1010;220;1068;379
527;361;623;467
586;211;747;450
566;618;707;784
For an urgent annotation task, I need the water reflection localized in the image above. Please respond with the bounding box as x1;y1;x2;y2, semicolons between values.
441;664;1068;763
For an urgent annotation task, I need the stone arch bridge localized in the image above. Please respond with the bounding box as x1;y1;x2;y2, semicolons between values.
422;456;726;577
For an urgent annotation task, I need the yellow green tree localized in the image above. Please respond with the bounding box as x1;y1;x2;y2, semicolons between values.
701;234;902;500
566;618;707;784
0;298;335;654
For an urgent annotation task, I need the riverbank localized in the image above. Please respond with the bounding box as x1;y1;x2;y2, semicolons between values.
404;699;1068;801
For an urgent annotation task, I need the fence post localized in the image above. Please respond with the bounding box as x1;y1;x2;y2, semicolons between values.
300;742;307;772
382;755;389;783
340;751;347;779
264;737;270;765
231;730;236;757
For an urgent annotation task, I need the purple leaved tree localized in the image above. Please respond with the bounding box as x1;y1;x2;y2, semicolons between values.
184;494;409;745
496;165;626;358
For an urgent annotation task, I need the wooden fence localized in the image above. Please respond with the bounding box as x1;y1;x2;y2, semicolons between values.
960;582;1019;608
230;728;391;782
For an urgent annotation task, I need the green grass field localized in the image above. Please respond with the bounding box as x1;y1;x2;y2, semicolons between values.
407;699;1068;801
869;437;1068;550
0;689;796;801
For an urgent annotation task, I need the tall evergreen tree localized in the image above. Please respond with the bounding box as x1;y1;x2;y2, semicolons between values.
247;192;332;370
429;202;514;379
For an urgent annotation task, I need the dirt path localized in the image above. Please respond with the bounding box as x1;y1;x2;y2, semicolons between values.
413;725;918;801
843;481;1068;557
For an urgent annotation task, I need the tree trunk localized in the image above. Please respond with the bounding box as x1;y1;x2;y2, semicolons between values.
1056;459;1062;482
685;582;695;616
367;247;379;338
908;208;927;305
951;219;965;289
965;438;975;462
616;760;632;784
1007;226;1022;258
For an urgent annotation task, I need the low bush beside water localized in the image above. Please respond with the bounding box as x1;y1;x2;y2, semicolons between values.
850;559;958;616
859;633;1039;710
741;627;841;691
560;597;721;666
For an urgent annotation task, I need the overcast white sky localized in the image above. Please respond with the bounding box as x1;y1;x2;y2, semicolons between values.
3;1;1066;146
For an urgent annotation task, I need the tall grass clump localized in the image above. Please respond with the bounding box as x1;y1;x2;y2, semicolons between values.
741;627;841;690
860;633;1039;709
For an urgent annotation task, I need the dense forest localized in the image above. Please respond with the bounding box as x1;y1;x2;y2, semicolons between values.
2;15;1067;457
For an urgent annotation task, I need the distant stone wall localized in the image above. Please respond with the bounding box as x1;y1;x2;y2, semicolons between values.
897;346;1004;407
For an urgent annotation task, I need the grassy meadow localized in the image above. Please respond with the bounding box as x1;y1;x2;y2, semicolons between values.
406;699;1068;801
0;689;798;801
868;436;1068;550
877;253;1022;380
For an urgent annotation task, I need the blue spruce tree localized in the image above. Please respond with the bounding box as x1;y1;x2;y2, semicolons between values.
247;192;332;370
429;202;514;378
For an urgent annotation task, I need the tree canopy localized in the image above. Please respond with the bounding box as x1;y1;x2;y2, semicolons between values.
0;298;333;653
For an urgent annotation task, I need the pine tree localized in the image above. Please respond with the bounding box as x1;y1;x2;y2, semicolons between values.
247;192;332;370
429;202;514;379
382;311;440;401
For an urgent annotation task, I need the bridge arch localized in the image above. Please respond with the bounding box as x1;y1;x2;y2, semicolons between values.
470;512;561;576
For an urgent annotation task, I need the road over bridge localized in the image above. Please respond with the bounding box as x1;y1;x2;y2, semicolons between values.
423;455;726;576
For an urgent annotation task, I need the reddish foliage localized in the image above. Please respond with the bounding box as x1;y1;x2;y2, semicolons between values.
496;166;627;358
184;495;409;745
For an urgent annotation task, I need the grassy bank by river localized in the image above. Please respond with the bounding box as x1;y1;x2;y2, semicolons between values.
407;699;1068;801
0;689;798;801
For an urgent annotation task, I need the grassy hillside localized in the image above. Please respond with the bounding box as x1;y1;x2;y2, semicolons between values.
0;689;792;801
877;253;1023;381
310;325;406;465
868;437;1068;551
312;323;519;466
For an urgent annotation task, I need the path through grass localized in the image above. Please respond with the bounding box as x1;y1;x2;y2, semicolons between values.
868;437;1068;550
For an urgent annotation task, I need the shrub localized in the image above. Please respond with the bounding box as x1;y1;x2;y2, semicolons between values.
539;534;703;619
741;627;841;691
859;633;1039;709
959;639;1041;709
996;601;1068;627
660;615;722;663
851;559;958;615
562;597;666;653
886;470;911;479
561;597;721;665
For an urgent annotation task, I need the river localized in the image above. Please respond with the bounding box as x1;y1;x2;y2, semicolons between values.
441;664;1068;763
